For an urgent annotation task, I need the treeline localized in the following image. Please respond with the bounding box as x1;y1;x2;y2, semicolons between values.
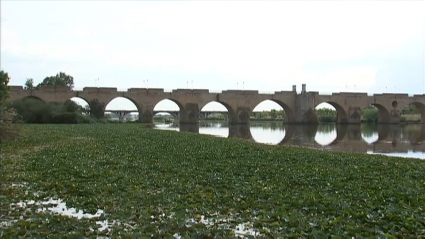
3;71;110;124
250;108;339;122
24;72;74;90
7;98;105;124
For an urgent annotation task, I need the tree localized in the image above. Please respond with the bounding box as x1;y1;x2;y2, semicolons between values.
63;100;84;113
0;70;10;105
270;109;277;119
24;78;35;90
87;99;105;119
37;72;74;90
0;70;20;178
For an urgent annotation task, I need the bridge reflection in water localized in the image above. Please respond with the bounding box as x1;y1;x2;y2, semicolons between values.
153;121;425;159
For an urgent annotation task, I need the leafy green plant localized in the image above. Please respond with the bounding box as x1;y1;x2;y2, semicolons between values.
2;124;425;237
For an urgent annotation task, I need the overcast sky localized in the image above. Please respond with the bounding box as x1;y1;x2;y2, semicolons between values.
1;1;425;111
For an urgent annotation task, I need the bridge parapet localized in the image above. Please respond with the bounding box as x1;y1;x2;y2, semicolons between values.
222;90;258;95
273;90;295;95
10;85;24;91
101;87;117;93
128;88;148;92
171;89;210;94
83;87;118;93
127;88;165;94
38;85;70;92
330;92;368;96
374;93;409;97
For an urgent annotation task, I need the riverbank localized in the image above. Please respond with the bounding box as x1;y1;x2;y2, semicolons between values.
1;124;425;237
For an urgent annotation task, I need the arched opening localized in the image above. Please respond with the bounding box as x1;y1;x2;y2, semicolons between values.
362;104;391;124
361;105;379;123
21;96;45;103
315;101;348;123
105;97;140;122
400;102;424;123
314;124;337;146
250;100;288;144
69;97;89;115
361;124;379;144
200;101;228;121
361;104;391;124
251;100;293;123
153;99;181;129
315;103;337;123
199;101;229;137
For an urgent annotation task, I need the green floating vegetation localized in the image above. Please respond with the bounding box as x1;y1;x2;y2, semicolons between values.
1;124;425;237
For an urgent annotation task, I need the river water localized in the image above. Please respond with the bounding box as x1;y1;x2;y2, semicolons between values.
153;120;425;159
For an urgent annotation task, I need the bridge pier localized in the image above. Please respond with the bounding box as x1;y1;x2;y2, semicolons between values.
228;124;252;139
295;92;319;124
179;123;199;133
228;107;251;125
179;103;199;124
140;105;154;123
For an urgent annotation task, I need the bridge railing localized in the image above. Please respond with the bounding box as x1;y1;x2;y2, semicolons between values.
318;92;332;96
164;89;173;93
118;88;128;92
74;88;84;92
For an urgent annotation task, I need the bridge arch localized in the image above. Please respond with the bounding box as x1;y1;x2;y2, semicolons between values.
69;97;90;112
21;95;45;103
199;101;231;120
105;97;141;121
403;102;425;123
369;103;391;124
251;99;295;123
153;111;179;119
152;99;183;122
199;100;236;123
59;97;90;116
315;101;348;123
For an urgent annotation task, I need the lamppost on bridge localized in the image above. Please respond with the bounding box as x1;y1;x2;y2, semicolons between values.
95;78;99;88
243;82;244;91
191;80;193;90
237;82;239;90
187;81;188;89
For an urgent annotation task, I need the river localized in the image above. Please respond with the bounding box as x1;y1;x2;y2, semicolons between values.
153;120;425;159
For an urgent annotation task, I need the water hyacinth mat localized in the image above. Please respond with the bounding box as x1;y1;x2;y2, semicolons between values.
1;124;425;237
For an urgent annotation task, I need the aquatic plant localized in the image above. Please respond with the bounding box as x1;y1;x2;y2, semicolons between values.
1;124;425;237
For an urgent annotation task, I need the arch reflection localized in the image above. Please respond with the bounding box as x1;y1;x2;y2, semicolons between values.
250;121;284;144
154;121;425;158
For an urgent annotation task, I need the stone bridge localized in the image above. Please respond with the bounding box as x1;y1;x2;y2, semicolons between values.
8;84;425;124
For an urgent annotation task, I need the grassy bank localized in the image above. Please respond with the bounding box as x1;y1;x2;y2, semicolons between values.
1;124;425;237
